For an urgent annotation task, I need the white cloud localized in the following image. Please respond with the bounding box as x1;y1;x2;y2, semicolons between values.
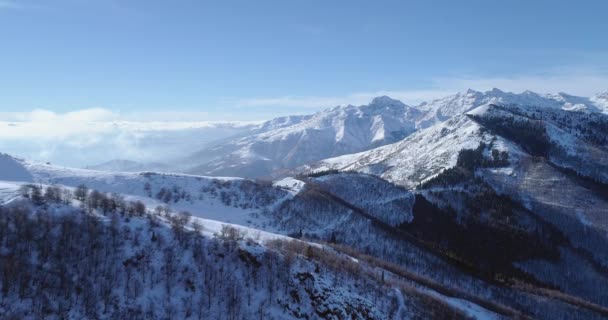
0;108;259;167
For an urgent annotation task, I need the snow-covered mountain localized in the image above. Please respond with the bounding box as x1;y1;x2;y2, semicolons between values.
297;104;608;312
309;102;608;187
186;96;421;178
2;88;608;319
2;148;608;318
591;90;608;113
415;88;605;128
182;89;607;179
3;181;495;319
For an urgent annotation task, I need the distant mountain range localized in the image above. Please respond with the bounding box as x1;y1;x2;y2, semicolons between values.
182;88;608;178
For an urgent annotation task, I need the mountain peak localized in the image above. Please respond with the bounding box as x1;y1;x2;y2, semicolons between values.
488;88;506;95
370;95;406;107
595;90;608;99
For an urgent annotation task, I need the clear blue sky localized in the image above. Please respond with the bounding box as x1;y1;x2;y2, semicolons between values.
1;0;607;119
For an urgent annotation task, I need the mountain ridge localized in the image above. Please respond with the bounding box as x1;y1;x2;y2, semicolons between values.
184;88;608;178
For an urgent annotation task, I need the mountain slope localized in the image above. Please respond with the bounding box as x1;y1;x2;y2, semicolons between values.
301;103;608;308
2;153;608;318
2;182;495;319
415;88;605;128
591;90;608;113
184;89;607;179
309;103;608;187
186;96;420;178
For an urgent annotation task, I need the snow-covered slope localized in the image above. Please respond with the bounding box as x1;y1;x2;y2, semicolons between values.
186;96;421;178
307;114;490;188
303;104;608;306
591;90;608;113
415;88;605;128
2;153;607;318
183;89;607;179
309;102;608;187
3;182;500;319
0;153;34;182
0;153;291;229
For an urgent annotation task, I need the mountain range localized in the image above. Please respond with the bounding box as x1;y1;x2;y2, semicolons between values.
181;88;608;178
1;88;607;319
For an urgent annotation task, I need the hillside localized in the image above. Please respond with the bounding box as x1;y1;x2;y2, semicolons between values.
298;104;608;311
2;156;607;318
0;181;512;319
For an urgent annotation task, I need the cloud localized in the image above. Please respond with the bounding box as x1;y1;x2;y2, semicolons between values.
0;108;260;167
11;108;118;122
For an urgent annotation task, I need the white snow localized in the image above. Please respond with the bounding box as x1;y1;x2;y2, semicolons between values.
311;114;489;188
0;153;34;182
273;177;306;195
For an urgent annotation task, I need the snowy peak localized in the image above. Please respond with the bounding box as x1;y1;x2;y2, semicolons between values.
310;100;608;188
369;95;407;108
415;88;605;128
185;89;606;179
591;90;608;112
186;96;418;177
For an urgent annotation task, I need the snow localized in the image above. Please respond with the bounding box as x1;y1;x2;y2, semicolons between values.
0;156;292;230
311;114;489;188
0;181;22;204
0;153;34;183
186;96;418;177
416;88;604;129
273;177;306;195
465;103;492;116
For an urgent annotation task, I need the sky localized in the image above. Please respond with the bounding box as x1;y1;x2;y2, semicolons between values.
1;0;607;121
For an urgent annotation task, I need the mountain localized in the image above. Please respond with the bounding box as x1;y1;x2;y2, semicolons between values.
183;89;607;179
591;90;608;113
2;181;495;319
309;102;608;187
2;150;608;318
415;88;604;128
186;96;421;178
2;88;608;319
298;104;608;314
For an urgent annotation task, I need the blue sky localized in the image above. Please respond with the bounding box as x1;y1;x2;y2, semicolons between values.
1;0;607;120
